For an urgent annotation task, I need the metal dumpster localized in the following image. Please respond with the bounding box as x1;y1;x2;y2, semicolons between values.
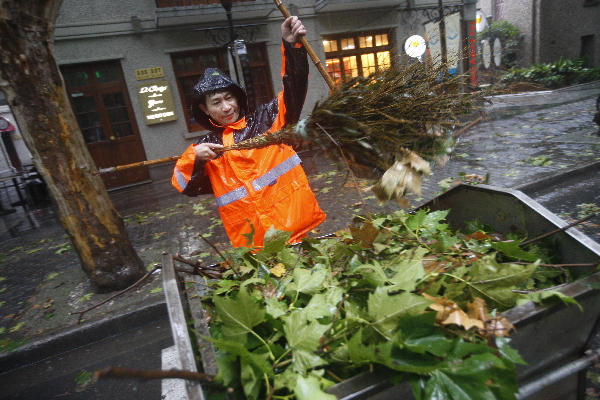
163;184;600;400
325;184;600;400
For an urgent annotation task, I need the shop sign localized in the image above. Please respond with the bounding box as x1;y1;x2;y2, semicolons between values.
137;80;177;125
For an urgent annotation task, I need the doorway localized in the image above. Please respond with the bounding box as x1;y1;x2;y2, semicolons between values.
61;61;150;189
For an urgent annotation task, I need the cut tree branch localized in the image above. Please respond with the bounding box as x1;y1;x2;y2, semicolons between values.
519;213;597;247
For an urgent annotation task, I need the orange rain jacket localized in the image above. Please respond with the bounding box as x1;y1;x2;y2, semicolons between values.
172;41;326;248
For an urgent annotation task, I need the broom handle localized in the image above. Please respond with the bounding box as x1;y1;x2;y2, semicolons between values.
273;0;336;91
92;156;180;175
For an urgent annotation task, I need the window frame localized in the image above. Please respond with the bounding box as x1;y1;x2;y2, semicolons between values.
323;29;394;85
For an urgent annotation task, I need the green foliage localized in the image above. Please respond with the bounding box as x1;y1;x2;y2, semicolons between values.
479;20;522;69
197;209;577;399
500;57;600;89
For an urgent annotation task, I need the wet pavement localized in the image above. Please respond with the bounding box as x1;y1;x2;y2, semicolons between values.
0;82;599;398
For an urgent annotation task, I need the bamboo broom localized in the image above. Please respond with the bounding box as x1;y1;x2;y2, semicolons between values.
217;57;478;205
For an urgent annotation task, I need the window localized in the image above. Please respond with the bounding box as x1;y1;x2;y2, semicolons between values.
323;30;393;85
171;43;272;132
156;0;254;8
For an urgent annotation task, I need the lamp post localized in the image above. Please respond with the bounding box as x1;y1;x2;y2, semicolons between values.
220;0;240;84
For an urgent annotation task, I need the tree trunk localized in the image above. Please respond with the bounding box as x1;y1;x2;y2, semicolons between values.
0;0;145;291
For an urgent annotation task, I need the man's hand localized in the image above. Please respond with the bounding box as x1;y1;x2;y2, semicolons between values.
281;16;306;44
194;143;224;161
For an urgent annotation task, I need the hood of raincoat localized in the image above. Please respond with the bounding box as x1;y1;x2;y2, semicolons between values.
192;68;248;130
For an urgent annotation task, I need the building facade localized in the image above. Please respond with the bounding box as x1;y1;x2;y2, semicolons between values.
477;0;600;68
51;0;477;189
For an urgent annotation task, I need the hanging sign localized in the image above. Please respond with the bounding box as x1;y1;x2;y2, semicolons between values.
481;39;491;69
476;11;487;33
424;21;442;68
137;80;177;125
493;38;502;66
404;35;426;61
444;12;461;76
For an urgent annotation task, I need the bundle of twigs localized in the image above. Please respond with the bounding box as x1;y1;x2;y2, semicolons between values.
221;56;478;205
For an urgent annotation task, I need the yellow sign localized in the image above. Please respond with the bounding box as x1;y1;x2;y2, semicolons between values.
134;66;164;81
137;80;177;125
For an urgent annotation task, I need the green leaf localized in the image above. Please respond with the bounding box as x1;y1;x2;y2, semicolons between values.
207;337;273;377
241;221;255;247
515;290;581;310
353;263;388;287
285;268;328;298
210;340;272;400
347;328;441;374
432;231;461;252
422;352;519;400
283;310;329;372
259;227;292;256
302;287;344;321
367;287;431;339
265;297;287;319
491;240;540;262
495;337;527;366
213;289;266;343
397;312;452;357
388;247;427;291
447;256;539;309
295;373;337;400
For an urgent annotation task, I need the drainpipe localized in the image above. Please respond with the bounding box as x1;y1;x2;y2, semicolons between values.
531;0;537;65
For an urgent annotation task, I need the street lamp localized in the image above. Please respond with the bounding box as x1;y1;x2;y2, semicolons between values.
220;0;232;12
220;0;240;84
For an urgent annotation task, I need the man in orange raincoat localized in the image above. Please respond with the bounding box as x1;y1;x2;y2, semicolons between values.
172;16;326;248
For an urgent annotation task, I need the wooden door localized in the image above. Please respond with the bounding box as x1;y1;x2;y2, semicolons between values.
61;61;150;189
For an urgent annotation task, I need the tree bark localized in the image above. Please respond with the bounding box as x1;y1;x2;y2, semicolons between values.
0;0;145;291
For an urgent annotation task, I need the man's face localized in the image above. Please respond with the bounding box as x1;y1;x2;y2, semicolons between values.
199;90;240;126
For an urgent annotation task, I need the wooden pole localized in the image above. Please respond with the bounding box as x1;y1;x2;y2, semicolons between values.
92;156;180;175
273;0;336;91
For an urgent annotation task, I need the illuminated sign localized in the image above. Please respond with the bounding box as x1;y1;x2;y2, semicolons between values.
137;80;177;125
135;66;165;81
405;35;426;61
476;11;487;33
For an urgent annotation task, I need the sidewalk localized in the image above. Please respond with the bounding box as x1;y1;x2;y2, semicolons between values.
1;82;599;374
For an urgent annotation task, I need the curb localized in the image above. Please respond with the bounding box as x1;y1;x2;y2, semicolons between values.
514;160;600;195
483;81;600;120
0;298;167;374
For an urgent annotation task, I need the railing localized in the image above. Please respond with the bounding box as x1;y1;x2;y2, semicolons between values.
156;0;254;7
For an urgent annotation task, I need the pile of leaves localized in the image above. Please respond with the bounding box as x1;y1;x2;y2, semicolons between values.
198;209;577;400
